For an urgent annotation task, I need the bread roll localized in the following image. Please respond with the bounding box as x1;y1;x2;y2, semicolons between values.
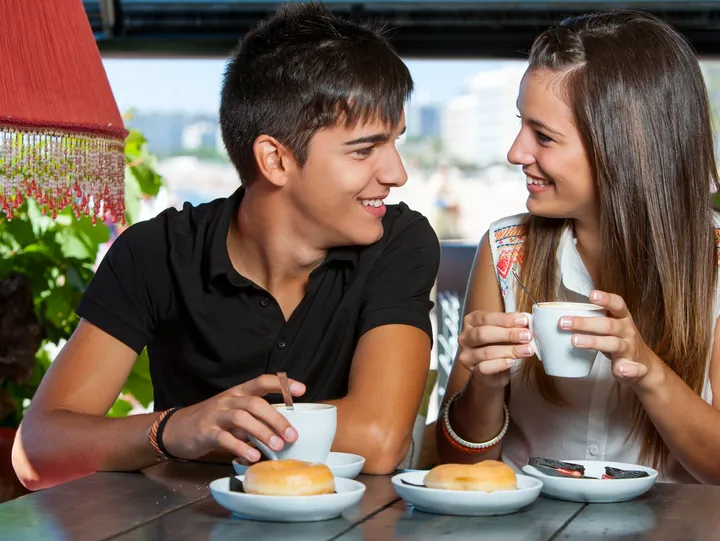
424;460;517;492
243;459;335;496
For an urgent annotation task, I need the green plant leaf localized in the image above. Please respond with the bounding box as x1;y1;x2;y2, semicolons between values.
16;243;49;255
66;265;88;293
3;214;36;247
123;350;154;408
0;257;11;278
107;399;133;418
57;215;110;260
130;163;163;198
124;168;142;225
73;215;111;245
125;128;163;197
0;383;24;428
132;349;153;382
56;232;93;260
25;198;56;236
125;129;148;150
34;348;53;373
44;285;77;328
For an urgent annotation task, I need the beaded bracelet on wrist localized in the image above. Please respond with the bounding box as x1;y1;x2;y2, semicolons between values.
149;407;186;462
441;391;510;454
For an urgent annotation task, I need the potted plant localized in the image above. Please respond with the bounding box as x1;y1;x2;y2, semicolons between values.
0;126;163;501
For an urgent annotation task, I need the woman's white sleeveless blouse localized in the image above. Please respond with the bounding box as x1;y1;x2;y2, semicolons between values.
487;213;720;483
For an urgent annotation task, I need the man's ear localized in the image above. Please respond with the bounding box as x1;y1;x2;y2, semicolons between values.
252;135;298;187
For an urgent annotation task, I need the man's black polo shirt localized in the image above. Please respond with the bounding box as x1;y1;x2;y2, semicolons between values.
77;188;440;410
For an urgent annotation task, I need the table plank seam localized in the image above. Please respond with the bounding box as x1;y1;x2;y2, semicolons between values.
546;503;588;541
325;497;402;541
102;495;212;541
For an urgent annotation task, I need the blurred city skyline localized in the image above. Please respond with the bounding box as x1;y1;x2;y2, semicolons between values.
105;58;529;169
104;57;720;244
103;58;523;115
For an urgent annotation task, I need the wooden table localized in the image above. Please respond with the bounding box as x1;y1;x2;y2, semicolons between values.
1;462;719;541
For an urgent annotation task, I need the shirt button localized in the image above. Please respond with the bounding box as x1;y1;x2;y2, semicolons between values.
259;297;269;308
589;444;599;456
276;339;287;349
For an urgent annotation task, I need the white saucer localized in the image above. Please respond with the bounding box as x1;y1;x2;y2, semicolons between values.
391;471;543;516
522;460;658;503
232;452;365;479
324;452;365;479
209;475;366;522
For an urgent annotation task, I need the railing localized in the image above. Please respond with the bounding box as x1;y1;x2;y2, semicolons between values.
435;242;476;405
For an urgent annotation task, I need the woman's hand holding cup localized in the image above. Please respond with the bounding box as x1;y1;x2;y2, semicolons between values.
457;311;535;388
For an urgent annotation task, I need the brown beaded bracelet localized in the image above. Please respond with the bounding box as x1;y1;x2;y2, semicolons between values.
149;407;186;462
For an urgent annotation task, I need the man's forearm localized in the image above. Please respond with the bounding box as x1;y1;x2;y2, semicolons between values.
14;409;161;490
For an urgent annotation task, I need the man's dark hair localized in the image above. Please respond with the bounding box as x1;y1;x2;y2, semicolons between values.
219;2;413;184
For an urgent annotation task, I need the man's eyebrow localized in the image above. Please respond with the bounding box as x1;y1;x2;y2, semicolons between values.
343;125;406;146
344;133;390;146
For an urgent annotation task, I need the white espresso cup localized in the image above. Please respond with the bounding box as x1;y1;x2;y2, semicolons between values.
523;302;607;378
249;403;337;463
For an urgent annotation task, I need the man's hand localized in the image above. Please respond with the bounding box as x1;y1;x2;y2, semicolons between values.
162;375;306;462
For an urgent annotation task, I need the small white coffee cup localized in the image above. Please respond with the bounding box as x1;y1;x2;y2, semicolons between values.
249;403;337;463
523;302;607;378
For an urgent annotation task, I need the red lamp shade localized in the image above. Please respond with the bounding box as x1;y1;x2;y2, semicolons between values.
0;0;128;223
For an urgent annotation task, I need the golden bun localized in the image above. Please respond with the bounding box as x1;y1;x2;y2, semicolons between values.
424;460;517;492
243;459;335;496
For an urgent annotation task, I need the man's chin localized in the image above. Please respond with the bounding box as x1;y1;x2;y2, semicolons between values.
345;226;384;247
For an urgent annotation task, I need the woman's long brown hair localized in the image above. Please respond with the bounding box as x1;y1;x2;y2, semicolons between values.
516;10;719;470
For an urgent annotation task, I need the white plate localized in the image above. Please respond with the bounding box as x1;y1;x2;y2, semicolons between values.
391;471;543;516
209;475;366;522
521;460;658;503
232;452;365;479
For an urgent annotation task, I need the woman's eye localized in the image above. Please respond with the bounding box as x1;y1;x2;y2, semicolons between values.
536;132;553;144
517;115;554;145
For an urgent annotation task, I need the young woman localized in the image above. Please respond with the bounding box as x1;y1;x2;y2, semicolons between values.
437;10;720;484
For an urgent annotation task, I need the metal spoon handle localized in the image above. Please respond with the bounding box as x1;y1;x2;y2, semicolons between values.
277;372;294;410
511;269;539;306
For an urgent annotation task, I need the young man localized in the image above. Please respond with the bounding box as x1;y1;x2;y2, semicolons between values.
13;2;439;489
